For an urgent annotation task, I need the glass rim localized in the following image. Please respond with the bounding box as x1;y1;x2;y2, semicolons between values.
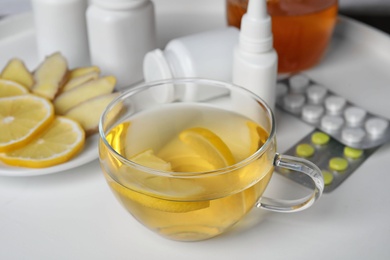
99;77;276;177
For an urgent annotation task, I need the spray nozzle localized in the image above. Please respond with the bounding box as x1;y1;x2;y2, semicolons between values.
239;0;273;53
247;0;268;20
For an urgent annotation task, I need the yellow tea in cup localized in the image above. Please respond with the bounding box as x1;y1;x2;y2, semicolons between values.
99;78;323;241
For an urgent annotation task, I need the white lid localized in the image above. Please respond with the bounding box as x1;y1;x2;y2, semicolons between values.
143;49;176;103
92;0;148;10
239;0;273;53
143;49;173;82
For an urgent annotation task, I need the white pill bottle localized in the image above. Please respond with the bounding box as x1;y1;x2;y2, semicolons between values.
143;28;239;102
143;27;239;82
86;0;157;89
32;0;90;67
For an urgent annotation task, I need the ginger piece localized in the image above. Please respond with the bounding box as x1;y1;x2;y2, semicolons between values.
54;75;116;115
32;52;68;100
68;66;100;79
0;58;34;89
65;92;120;136
62;71;100;92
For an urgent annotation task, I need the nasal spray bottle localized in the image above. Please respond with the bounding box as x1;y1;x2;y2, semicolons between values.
232;0;277;110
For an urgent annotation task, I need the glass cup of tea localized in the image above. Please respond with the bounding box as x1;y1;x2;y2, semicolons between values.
99;78;324;242
226;0;338;73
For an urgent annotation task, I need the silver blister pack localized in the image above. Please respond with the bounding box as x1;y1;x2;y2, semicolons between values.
276;130;378;193
277;74;390;149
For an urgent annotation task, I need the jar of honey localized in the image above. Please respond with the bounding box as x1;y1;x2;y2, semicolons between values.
226;0;338;73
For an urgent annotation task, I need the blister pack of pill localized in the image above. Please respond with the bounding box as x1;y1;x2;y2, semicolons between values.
276;74;390;149
276;130;378;192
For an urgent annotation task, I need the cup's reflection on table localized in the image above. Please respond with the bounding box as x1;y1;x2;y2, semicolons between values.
99;78;324;241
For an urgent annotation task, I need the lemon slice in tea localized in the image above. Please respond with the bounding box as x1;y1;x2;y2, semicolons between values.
158;138;216;172
179;127;235;169
247;121;268;155
130;149;172;171
109;149;209;213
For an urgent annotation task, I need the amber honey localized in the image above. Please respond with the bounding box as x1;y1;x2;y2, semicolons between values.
227;0;338;73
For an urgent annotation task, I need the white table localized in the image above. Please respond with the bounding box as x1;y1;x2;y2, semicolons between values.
1;1;390;259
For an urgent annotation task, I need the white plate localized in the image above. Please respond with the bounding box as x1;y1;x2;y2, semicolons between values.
0;135;99;177
0;13;102;177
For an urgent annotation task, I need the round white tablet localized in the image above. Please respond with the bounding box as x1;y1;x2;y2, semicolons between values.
342;127;366;143
276;83;288;98
283;94;306;113
306;84;327;104
365;117;389;138
321;115;344;132
289;74;310;93
302;104;325;123
325;95;347;115
344;106;367;127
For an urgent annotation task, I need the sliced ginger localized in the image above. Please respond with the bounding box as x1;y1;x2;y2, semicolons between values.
0;58;34;89
68;66;100;79
54;76;116;115
32;52;68;100
65;92;120;136
62;71;100;92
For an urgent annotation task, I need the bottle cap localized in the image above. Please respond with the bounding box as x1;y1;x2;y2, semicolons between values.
239;0;273;53
143;49;173;82
92;0;147;10
143;49;177;103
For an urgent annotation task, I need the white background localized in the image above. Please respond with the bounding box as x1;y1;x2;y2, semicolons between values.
1;0;390;16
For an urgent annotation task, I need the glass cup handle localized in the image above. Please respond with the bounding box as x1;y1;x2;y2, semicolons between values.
256;153;324;213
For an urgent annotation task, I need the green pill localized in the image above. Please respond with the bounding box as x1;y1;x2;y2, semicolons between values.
344;147;364;159
296;143;315;158
322;170;334;185
311;132;330;145
329;157;349;172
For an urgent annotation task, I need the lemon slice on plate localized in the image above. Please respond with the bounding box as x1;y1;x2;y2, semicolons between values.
0;79;29;97
0;116;85;168
0;94;54;152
